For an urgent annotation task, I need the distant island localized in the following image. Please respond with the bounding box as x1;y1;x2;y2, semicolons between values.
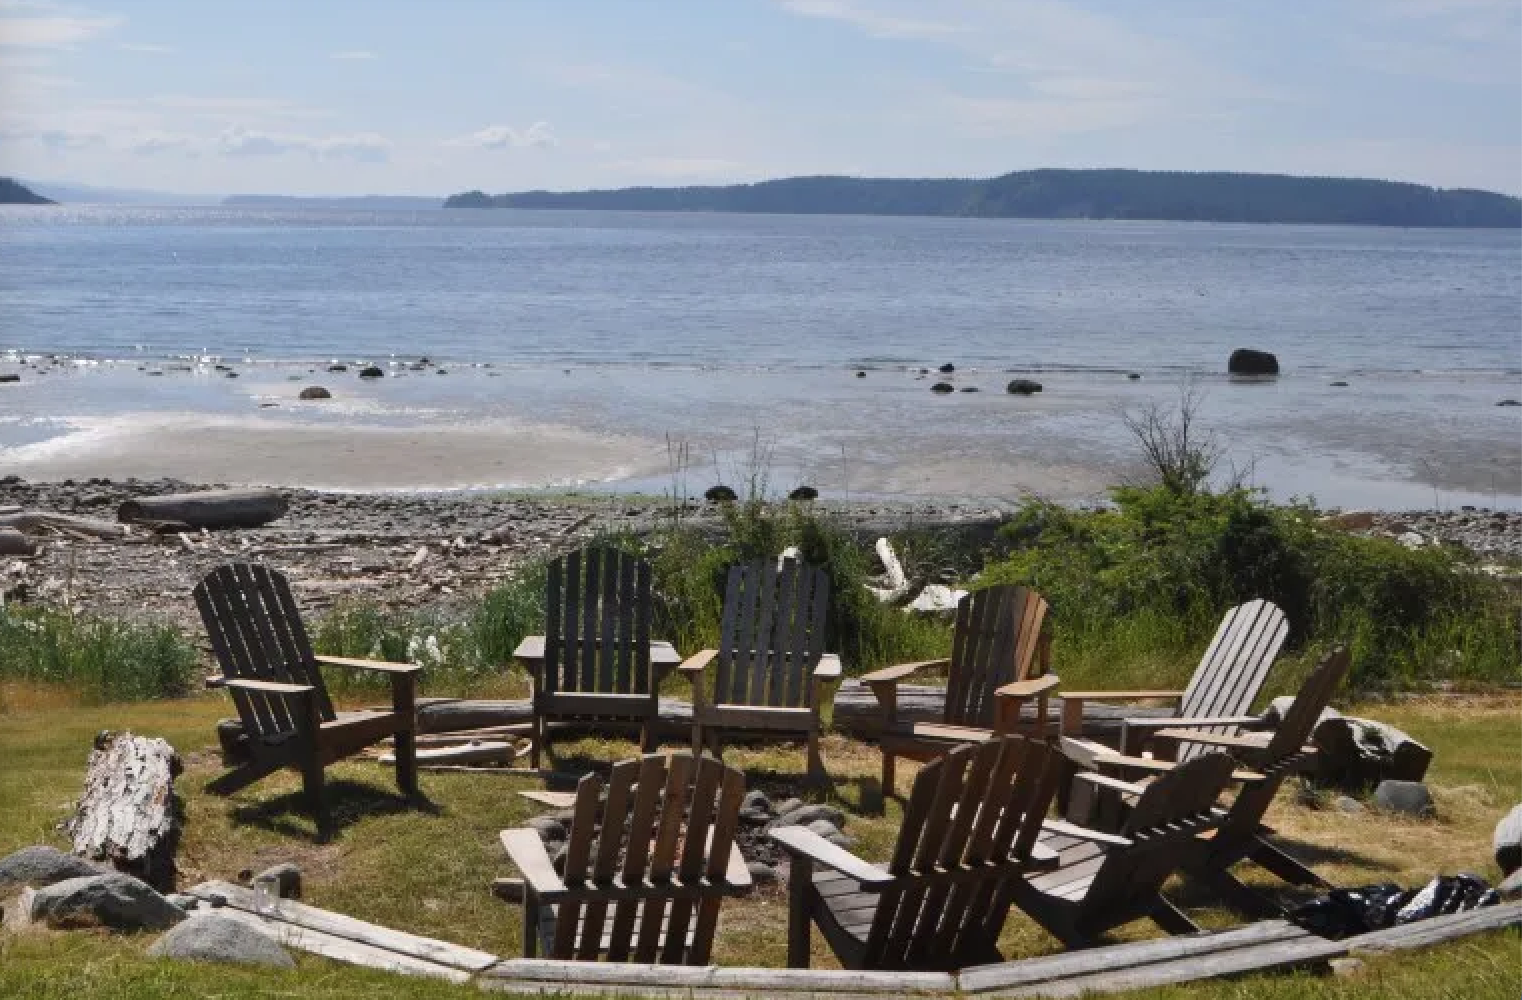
446;168;1521;228
0;178;55;205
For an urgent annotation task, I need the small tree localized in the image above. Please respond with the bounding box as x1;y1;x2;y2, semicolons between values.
1122;382;1225;496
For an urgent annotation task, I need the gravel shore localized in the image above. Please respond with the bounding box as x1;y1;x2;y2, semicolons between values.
1;477;1517;632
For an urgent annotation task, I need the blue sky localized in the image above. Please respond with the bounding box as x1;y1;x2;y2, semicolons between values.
1;0;1518;196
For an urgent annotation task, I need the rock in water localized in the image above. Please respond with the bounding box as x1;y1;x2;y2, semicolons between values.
1228;348;1280;376
358;365;384;379
30;873;186;930
1373;780;1434;818
148;913;295;968
938;363;955;373
1495;804;1522;875
788;486;819;501
0;846;109;892
1006;379;1043;395
298;386;331;400
930;382;955;394
0;374;18;383
704;484;738;504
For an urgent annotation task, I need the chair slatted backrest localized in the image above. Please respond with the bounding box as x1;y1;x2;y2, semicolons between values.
543;548;654;697
1084;752;1236;914
712;558;830;709
1173;599;1289;760
551;752;745;965
943;586;1049;729
194;562;336;739
1262;646;1350;762
861;736;1064;970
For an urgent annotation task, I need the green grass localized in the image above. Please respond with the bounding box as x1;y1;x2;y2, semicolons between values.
0;606;198;702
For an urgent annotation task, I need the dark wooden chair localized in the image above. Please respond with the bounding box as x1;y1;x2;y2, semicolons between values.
1058;598;1288;756
1007;751;1238;947
1067;646;1352;914
861;585;1058;797
194;562;421;832
770;735;1066;970
679;557;840;785
514;547;680;769
499;751;750;964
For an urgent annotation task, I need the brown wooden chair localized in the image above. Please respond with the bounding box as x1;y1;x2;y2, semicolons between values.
194;562;421;832
861;585;1058;797
1058;598;1288;756
679;557;840;785
1007;751;1238;947
1066;646;1352;914
514;547;680;769
499;751;750;964
770;735;1066;970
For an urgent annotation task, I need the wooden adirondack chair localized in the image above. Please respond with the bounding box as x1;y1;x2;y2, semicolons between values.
1058;598;1289;757
514;548;681;768
1007;751;1239;947
499;751;750;964
679;557;840;784
1067;646;1353;914
861;585;1058;797
769;735;1067;970
194;563;422;830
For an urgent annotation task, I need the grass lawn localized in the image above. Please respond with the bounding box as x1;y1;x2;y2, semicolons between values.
1;680;1518;998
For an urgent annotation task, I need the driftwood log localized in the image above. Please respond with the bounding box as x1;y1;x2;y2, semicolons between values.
0;527;36;555
63;731;182;889
0;510;124;539
117;489;289;531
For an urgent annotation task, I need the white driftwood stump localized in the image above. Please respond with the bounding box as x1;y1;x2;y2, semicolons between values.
64;730;182;888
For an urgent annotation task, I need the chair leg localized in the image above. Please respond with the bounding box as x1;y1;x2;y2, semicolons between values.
806;731;828;790
880;749;895;800
522;894;540;958
393;727;418;798
301;755;329;838
692;723;704;758
205;755;285;797
787;855;813;968
530;712;543;771
1248;836;1330;888
639;721;656;753
1149;896;1200;935
1198;866;1284;918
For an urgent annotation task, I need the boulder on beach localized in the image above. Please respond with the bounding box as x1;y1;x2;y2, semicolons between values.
930;382;955;393
30;872;186;931
148;913;295;969
938;363;955;373
0;846;109;893
298;386;331;400
704;485;738;504
789;486;819;501
1228;348;1280;376
1006;379;1043;395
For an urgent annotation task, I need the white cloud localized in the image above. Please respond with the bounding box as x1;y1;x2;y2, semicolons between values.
330;50;376;60
127;130;193;154
446;122;557;149
218;126;391;162
0;13;119;47
776;0;956;39
118;42;172;54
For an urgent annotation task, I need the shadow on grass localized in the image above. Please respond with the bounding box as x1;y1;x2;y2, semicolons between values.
229;779;441;843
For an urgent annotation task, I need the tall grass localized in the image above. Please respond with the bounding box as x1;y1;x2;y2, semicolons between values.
0;606;198;702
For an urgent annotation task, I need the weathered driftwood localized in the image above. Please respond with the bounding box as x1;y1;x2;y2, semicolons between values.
118;488;289;530
0;510;124;539
63;731;181;889
0;527;36;555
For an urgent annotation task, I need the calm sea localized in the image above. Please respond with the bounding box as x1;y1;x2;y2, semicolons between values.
2;206;1518;373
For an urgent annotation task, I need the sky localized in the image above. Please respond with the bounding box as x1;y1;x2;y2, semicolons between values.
1;0;1519;198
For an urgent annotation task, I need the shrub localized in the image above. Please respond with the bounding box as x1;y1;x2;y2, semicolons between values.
0;606;199;701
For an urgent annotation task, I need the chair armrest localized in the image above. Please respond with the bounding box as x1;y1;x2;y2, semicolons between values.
724;843;752;890
513;636;546;666
205;674;226;689
1090;752;1266;786
678;649;718;674
1041;818;1134;849
1129;714;1265;733
769;826;894;888
1152;728;1275;751
859;658;948;686
812;654;842;680
500;829;568;900
1060;690;1185;702
996;674;1061;699
224;678;314;696
1075;771;1149;799
314;654;422;674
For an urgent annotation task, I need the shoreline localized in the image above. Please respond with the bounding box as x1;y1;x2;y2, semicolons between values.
1;477;1518;635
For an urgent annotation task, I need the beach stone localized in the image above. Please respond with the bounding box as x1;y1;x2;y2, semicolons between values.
938;363;955;373
746;862;779;885
30;873;186;930
527;816;567;841
148;913;294;968
741;789;774;817
704;485;738;504
1330;380;1349;387
165;893;200;911
298;386;331;400
806;819;841;839
960;386;980;393
0;528;36;555
789;486;819;501
1228;348;1280;375
358;365;384;378
1334;796;1364;815
855;370;866;378
772;804;846;830
1312;716;1433;791
327;363;347;372
1006;379;1043;395
1261;696;1343;729
1373;780;1434;818
1497;399;1521;407
0;374;18;383
1494;804;1522;875
1127;373;1141;380
0;846;109;892
773;798;803;818
930;382;955;393
253;863;302;899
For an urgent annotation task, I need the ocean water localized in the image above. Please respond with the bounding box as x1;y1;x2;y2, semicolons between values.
1;206;1519;507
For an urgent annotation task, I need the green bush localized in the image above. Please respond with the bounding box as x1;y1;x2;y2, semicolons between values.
982;486;1521;691
0;606;198;701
